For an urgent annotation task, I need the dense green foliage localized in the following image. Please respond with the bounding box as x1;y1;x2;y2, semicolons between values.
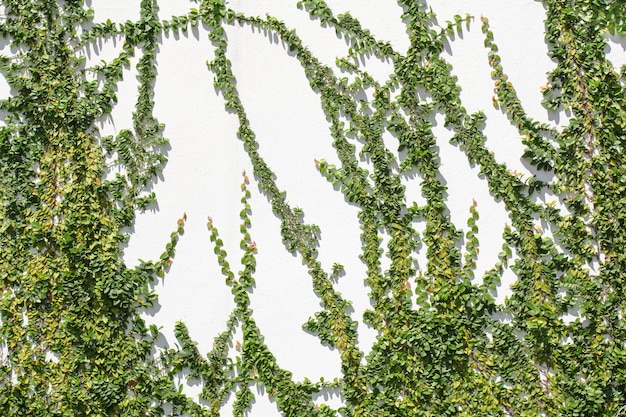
1;0;626;416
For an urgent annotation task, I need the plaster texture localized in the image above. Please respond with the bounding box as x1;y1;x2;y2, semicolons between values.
82;1;626;414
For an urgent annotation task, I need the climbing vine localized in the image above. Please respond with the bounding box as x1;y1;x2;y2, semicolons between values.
1;0;625;416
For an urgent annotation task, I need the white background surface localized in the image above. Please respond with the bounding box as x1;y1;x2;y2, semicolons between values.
84;1;626;414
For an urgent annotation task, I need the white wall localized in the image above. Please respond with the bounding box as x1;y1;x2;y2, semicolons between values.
86;1;626;415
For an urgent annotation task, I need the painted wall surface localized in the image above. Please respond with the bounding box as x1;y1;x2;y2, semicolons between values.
81;1;626;415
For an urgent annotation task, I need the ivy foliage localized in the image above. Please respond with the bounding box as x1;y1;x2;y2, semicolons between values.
1;0;626;416
0;1;190;415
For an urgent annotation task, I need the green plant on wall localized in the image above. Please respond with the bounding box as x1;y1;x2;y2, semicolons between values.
1;0;626;416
